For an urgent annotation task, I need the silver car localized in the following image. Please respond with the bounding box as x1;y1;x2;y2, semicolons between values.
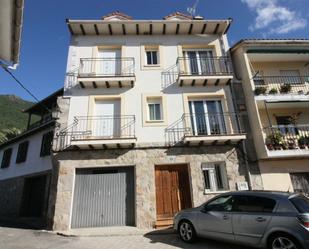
174;191;309;249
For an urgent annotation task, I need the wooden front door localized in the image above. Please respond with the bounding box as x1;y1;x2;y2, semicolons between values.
155;164;192;220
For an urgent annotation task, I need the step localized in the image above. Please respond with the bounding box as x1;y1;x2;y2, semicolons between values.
154;219;173;229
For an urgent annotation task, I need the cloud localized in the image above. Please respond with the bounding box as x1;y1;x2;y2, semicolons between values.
241;0;307;34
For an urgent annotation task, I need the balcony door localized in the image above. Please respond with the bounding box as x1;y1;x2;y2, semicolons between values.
189;100;226;136
184;50;215;75
93;99;120;138
97;50;121;76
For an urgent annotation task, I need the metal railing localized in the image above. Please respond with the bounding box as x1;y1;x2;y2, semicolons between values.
28;115;53;130
165;112;244;145
54;115;135;151
176;56;233;76
264;125;309;150
253;76;309;95
78;57;135;77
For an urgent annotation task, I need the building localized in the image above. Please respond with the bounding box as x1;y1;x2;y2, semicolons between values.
0;0;24;67
0;89;62;227
49;11;262;231
231;39;309;194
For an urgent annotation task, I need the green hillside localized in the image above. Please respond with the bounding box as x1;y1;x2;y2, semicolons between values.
0;95;34;132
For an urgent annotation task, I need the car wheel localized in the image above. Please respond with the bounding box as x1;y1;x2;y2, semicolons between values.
178;220;197;243
268;233;303;249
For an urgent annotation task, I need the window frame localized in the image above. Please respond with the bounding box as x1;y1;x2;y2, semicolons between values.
145;50;159;66
147;100;163;121
1;148;13;169
232;195;277;213
202;162;229;193
16;141;29;164
142;94;167;126
40;131;53;157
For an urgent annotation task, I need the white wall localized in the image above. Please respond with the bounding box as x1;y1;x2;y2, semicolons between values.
0;128;53;180
64;34;235;144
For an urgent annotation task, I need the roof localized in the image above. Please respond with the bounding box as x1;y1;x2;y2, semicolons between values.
230;39;309;52
102;11;133;20
23;88;63;115
66;18;232;36
0;0;24;65
0;120;55;150
163;12;192;20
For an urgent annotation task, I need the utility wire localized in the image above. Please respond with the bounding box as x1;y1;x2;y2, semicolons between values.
0;63;51;113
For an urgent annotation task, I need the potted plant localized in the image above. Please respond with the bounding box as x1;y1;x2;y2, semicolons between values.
265;138;274;150
267;131;284;150
254;86;267;95
280;83;292;93
287;138;297;149
298;136;307;149
269;88;278;95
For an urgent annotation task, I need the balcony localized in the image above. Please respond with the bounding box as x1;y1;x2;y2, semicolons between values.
263;125;309;158
253;75;309;101
77;57;135;88
55;115;136;150
165;112;245;146
176;57;233;87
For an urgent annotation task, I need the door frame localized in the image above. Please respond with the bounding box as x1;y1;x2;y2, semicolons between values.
154;163;193;220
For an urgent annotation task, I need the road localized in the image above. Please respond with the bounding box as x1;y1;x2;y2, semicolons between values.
0;226;249;249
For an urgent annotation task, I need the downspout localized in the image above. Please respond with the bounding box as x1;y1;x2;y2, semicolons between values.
228;49;253;190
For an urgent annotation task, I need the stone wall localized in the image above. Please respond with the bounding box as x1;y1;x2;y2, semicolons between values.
0;176;24;217
50;144;263;231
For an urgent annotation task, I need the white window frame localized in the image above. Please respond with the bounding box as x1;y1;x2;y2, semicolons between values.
189;100;225;136
183;49;214;75
202;162;229;193
147;98;163;121
145;50;159;66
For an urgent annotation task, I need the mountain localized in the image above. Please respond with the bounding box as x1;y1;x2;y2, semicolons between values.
0;95;34;132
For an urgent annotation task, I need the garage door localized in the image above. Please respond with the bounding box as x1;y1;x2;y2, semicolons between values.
71;167;135;228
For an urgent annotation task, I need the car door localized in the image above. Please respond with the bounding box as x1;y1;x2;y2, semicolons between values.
196;195;234;242
232;195;276;246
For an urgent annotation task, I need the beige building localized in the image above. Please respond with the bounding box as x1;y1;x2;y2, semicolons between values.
48;12;262;231
231;39;309;194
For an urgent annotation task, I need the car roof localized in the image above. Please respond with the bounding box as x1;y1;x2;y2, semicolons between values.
224;190;293;199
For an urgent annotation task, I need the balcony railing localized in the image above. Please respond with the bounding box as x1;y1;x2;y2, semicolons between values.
54;115;135;151
165;112;244;145
27;115;53;131
177;56;233;76
253;76;309;95
264;125;309;151
78;57;135;77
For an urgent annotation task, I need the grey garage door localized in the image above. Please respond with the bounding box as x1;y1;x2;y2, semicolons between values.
71;167;135;228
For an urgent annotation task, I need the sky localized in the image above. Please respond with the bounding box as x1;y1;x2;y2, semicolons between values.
1;0;309;101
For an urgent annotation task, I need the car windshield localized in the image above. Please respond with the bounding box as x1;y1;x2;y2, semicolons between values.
290;195;309;213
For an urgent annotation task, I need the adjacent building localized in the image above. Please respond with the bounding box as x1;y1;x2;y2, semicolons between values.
231;39;309;194
0;89;62;227
49;12;262;231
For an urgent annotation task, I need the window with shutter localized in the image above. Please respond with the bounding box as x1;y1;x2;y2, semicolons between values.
1;148;13;168
16;141;29;164
40;131;53;157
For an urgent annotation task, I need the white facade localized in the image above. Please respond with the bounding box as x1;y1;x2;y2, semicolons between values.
63;33;236;145
0;127;53;180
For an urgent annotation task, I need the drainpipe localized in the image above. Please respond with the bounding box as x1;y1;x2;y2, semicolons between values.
229;81;253;190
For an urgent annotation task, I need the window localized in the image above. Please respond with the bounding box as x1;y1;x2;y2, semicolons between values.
233;195;276;213
1;148;13;168
183;50;215;75
40;131;53;157
276;116;298;135
16;141;29;164
290;195;309;213
205;195;233;212
147;98;162;121
202;163;228;192
146;51;158;65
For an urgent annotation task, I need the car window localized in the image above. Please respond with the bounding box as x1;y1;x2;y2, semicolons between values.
290;195;309;213
206;195;233;212
233;195;276;213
